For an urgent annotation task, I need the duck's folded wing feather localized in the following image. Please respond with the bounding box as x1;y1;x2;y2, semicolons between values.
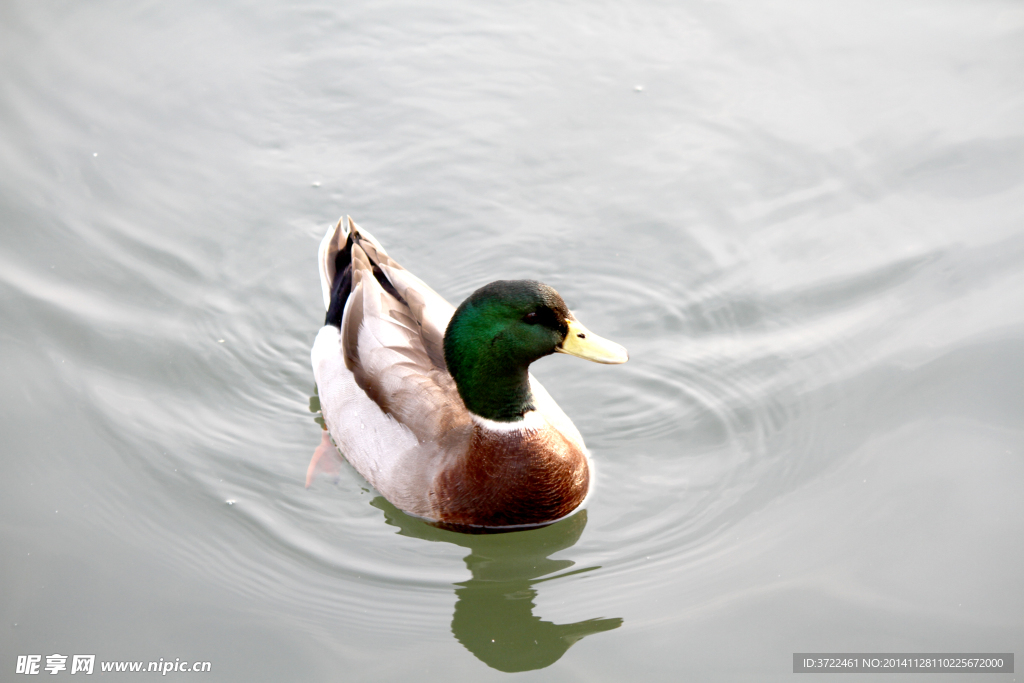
341;241;470;443
320;216;455;371
376;264;454;371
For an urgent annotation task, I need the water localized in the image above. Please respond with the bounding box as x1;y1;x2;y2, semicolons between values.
2;1;1023;680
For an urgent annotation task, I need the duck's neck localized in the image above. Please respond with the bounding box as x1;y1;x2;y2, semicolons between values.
447;348;536;422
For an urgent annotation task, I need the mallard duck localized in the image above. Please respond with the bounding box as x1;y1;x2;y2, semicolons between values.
309;217;627;530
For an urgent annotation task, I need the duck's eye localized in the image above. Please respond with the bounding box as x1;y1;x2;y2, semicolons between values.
523;311;539;324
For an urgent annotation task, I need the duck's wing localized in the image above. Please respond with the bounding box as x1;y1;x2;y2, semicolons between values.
319;217;453;371
317;217;471;443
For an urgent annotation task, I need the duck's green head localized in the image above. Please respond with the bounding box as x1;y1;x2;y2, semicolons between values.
444;280;627;422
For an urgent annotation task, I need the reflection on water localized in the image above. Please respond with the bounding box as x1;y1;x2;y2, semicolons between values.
372;499;622;672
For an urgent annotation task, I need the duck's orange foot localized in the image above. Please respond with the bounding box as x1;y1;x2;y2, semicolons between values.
306;429;343;488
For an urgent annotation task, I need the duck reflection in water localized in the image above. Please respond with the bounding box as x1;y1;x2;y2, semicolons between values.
371;497;623;673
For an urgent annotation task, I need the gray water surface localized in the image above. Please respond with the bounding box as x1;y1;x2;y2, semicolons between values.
2;1;1023;680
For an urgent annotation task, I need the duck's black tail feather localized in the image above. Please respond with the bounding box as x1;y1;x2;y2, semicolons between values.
325;234;353;328
325;226;408;328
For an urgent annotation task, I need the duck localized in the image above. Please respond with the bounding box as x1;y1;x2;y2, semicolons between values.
309;217;627;530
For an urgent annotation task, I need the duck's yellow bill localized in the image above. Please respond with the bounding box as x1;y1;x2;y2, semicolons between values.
556;319;628;364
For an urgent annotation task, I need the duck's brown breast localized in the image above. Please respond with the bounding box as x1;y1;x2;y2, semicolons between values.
433;424;589;528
